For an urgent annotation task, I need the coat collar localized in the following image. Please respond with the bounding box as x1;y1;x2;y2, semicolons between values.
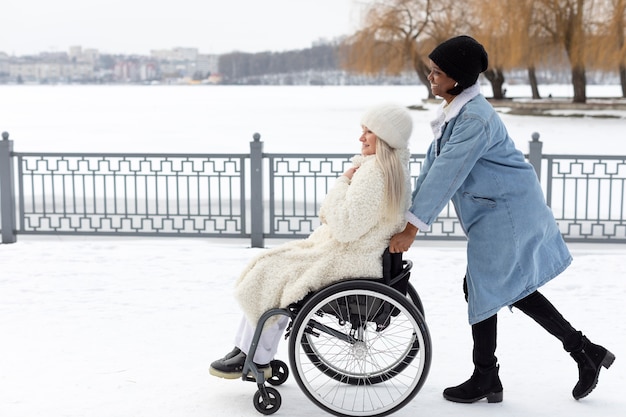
351;154;375;167
430;82;482;140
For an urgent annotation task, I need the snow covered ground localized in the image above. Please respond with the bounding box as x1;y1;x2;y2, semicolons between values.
1;237;624;417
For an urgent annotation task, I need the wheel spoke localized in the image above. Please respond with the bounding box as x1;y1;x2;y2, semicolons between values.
289;280;431;417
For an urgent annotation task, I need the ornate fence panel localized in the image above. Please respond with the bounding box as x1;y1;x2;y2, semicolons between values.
267;154;352;238
265;153;465;240
15;152;248;238
543;155;626;242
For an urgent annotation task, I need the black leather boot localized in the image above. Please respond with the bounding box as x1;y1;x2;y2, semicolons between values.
444;314;503;403
443;365;503;403
570;336;615;400
209;347;271;380
513;291;616;399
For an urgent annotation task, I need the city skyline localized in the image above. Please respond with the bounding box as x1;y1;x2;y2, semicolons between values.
1;0;366;56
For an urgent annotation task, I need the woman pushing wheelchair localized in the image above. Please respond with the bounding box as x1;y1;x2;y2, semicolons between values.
209;103;413;379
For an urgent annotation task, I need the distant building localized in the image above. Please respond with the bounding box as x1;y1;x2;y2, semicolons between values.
8;52;94;83
0;52;9;79
0;45;222;84
196;54;219;77
150;47;198;62
150;47;219;80
69;46;99;65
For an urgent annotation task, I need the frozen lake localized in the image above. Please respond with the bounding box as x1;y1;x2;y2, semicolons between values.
1;84;624;156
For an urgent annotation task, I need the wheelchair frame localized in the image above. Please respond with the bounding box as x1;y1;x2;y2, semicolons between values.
240;251;432;416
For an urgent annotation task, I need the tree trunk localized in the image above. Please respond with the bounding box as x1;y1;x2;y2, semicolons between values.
528;67;541;99
620;64;626;98
484;68;506;99
571;65;587;103
414;57;435;99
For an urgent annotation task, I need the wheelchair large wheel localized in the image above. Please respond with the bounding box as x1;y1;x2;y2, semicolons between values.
288;280;431;417
297;282;424;385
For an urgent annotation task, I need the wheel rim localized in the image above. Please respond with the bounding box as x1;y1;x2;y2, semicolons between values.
290;284;430;417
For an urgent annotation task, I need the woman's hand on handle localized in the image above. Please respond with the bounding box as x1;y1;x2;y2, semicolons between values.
389;223;419;253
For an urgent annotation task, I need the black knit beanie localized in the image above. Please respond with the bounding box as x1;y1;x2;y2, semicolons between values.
428;35;489;88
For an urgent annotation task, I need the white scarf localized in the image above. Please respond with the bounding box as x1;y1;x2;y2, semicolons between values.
430;82;482;140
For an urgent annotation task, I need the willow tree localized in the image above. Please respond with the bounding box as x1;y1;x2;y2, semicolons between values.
616;0;626;97
594;0;626;96
467;0;515;99
533;0;597;103
501;0;555;99
339;0;437;98
422;1;475;89
416;0;509;99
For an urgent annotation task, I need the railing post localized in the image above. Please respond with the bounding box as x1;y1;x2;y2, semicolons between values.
250;132;264;248
0;131;17;243
528;131;543;180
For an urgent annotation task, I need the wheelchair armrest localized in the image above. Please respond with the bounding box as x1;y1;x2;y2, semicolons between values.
388;260;412;288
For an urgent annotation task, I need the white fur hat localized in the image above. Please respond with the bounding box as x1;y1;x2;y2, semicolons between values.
361;103;413;149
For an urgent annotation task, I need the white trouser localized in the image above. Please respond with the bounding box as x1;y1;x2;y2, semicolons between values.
234;315;289;364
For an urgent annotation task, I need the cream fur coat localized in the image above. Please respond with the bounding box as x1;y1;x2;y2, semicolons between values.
234;151;411;325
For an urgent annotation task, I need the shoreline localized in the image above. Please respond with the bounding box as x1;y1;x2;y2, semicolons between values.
418;96;626;118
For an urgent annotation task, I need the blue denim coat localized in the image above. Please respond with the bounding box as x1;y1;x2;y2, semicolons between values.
409;94;572;324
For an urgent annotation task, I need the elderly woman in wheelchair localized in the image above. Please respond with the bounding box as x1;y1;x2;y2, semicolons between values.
208;104;431;416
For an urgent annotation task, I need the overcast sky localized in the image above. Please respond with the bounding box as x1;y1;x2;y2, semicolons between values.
1;0;369;56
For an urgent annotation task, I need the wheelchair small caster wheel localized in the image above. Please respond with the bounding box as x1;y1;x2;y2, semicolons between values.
253;386;281;415
267;360;289;386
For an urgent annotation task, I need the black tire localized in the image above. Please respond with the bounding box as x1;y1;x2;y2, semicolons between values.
253;386;281;415
406;283;425;318
266;359;289;386
288;280;431;417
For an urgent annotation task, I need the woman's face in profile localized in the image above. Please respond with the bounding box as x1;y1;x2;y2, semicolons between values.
359;127;378;156
427;60;457;101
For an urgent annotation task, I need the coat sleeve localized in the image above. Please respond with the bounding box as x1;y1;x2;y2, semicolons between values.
320;160;385;243
409;112;492;226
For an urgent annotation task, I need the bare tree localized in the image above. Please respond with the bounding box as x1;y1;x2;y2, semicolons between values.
341;0;621;101
340;0;437;98
617;0;626;96
507;0;552;99
593;0;626;96
532;0;599;103
468;0;515;99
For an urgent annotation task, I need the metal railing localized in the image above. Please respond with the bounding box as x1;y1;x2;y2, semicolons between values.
1;131;625;246
541;154;626;242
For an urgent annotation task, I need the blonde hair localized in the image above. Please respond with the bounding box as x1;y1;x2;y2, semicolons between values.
375;138;407;220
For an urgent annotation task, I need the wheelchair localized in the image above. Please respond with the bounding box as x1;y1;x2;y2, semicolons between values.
240;249;432;416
